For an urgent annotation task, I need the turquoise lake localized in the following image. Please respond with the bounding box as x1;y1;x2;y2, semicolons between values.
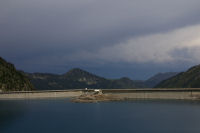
1;99;200;133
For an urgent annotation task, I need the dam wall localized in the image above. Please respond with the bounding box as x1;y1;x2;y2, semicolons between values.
102;89;200;100
1;89;200;100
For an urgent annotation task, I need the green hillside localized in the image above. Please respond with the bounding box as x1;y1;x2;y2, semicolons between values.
0;57;34;91
156;65;200;88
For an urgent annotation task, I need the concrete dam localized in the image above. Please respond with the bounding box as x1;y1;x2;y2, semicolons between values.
0;89;200;100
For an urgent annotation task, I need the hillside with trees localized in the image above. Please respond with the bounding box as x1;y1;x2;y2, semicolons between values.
0;57;34;91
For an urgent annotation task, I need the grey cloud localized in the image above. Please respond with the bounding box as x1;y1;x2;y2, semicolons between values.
61;24;200;64
170;46;200;64
1;0;200;49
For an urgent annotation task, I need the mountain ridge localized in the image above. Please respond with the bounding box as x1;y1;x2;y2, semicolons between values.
0;56;186;91
145;72;178;87
27;68;146;90
156;64;200;88
27;68;177;90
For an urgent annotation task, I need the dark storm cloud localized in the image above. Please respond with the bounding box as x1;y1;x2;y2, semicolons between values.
1;0;200;78
1;0;200;49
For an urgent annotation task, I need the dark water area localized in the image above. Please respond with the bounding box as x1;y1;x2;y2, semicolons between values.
1;99;200;133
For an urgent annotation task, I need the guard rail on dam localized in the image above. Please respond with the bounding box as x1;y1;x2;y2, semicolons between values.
1;89;200;100
101;88;200;93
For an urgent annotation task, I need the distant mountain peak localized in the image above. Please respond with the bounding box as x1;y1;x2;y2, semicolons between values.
119;77;132;81
65;68;88;75
145;72;178;88
69;68;84;72
64;68;101;79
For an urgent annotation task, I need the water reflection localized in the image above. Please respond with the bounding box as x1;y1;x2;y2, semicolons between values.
0;100;27;131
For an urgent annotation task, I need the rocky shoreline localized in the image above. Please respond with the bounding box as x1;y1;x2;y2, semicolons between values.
71;93;124;103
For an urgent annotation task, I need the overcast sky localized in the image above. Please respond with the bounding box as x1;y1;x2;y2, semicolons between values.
1;0;200;79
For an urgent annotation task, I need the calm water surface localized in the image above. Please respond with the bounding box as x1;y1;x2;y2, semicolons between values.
1;99;200;133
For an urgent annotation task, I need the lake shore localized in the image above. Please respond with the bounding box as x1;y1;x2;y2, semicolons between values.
1;89;200;101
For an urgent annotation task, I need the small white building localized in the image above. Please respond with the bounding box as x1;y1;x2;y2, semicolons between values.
94;89;102;94
94;89;100;92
